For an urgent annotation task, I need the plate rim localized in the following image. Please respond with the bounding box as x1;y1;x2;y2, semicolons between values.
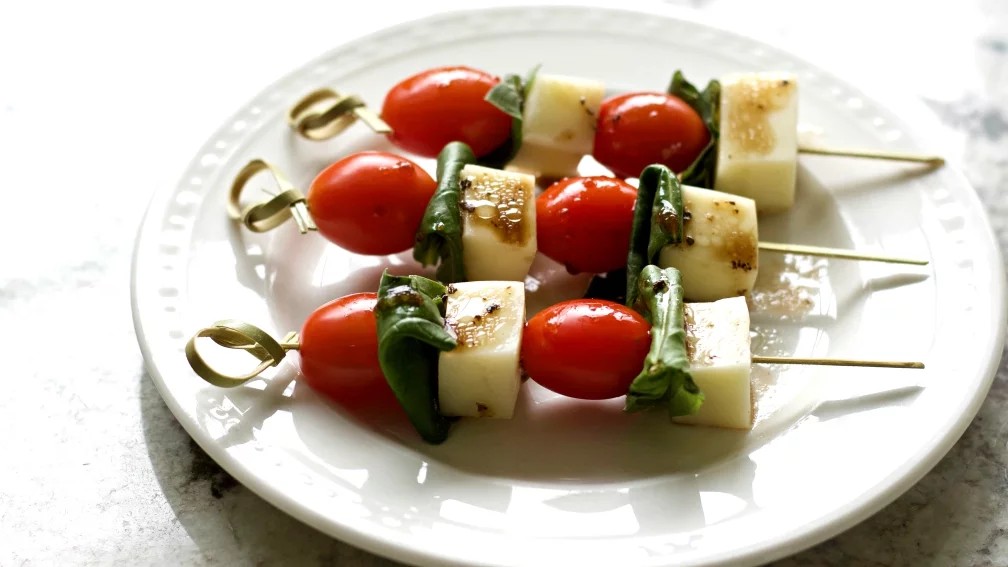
131;3;1008;566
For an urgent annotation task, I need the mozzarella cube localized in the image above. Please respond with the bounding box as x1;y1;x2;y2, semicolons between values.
522;73;604;156
505;142;584;180
459;164;537;282
438;281;525;418
673;296;753;429
658;186;759;302
714;72;799;213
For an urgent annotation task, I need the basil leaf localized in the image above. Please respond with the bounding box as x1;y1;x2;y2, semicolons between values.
480;64;541;169
625;164;684;307
413;141;477;283
485;74;524;120
375;270;457;444
624;265;704;417
668;71;721;188
522;64;541;98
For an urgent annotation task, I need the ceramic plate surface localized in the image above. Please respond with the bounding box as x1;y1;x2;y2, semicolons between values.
132;4;1006;566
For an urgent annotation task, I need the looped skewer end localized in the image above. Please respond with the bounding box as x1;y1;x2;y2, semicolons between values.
185;320;300;387
288;87;392;140
228;159;318;234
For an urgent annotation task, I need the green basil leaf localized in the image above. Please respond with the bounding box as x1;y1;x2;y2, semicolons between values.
522;63;541;99
624;265;704;417
479;64;541;169
413;141;477;283
485;74;524;120
375;270;457;444
668;71;721;188
625;164;684;307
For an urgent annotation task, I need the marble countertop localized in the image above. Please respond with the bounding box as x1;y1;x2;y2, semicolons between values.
2;0;1006;565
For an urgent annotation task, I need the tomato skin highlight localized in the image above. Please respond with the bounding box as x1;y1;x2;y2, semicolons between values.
522;300;652;400
537;176;638;275
298;293;398;410
381;66;513;158
593;92;710;179
307;152;436;256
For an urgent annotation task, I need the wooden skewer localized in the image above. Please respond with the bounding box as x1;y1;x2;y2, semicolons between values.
758;242;928;266
752;356;924;369
798;144;944;166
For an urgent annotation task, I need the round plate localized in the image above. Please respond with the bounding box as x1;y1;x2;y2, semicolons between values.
132;4;1006;566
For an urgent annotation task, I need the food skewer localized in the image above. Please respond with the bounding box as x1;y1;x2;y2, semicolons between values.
186;267;923;442
286;66;944;214
229;145;926;301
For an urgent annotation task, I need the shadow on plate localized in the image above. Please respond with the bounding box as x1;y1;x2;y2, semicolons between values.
414;387;752;482
811;385;924;423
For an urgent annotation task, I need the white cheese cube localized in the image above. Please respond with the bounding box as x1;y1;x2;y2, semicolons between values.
459;164;537;282
658;186;759;302
714;72;799;213
521;73;604;156
673;296;752;429
505;142;584;180
438;281;525;418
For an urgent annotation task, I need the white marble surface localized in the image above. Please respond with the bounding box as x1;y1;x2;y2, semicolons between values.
1;1;1006;565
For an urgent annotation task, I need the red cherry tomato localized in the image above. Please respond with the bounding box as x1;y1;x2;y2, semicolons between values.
593;92;710;179
381;66;513;158
537;176;638;275
522;300;652;400
299;293;397;410
307;152;436;255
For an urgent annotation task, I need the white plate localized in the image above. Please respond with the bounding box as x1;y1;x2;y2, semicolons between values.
132;4;1006;566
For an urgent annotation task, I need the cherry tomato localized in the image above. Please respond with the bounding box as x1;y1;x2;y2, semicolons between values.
522;300;652;400
299;293;397;410
537;176;638;275
307;152;435;255
593;92;710;179
381;66;513;158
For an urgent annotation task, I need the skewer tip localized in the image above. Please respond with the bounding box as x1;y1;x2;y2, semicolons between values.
751;355;926;369
758;241;930;267
798;145;946;166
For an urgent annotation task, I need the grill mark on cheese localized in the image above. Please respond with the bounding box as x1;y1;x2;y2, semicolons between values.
445;288;515;350
681;198;758;274
683;305;722;367
460;168;531;246
724;77;796;156
684;305;697;362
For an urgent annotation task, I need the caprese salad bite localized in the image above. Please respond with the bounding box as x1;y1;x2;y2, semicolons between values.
229;142;537;283
289;65;944;214
232;148;926;302
537;165;928;302
186;265;923;444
